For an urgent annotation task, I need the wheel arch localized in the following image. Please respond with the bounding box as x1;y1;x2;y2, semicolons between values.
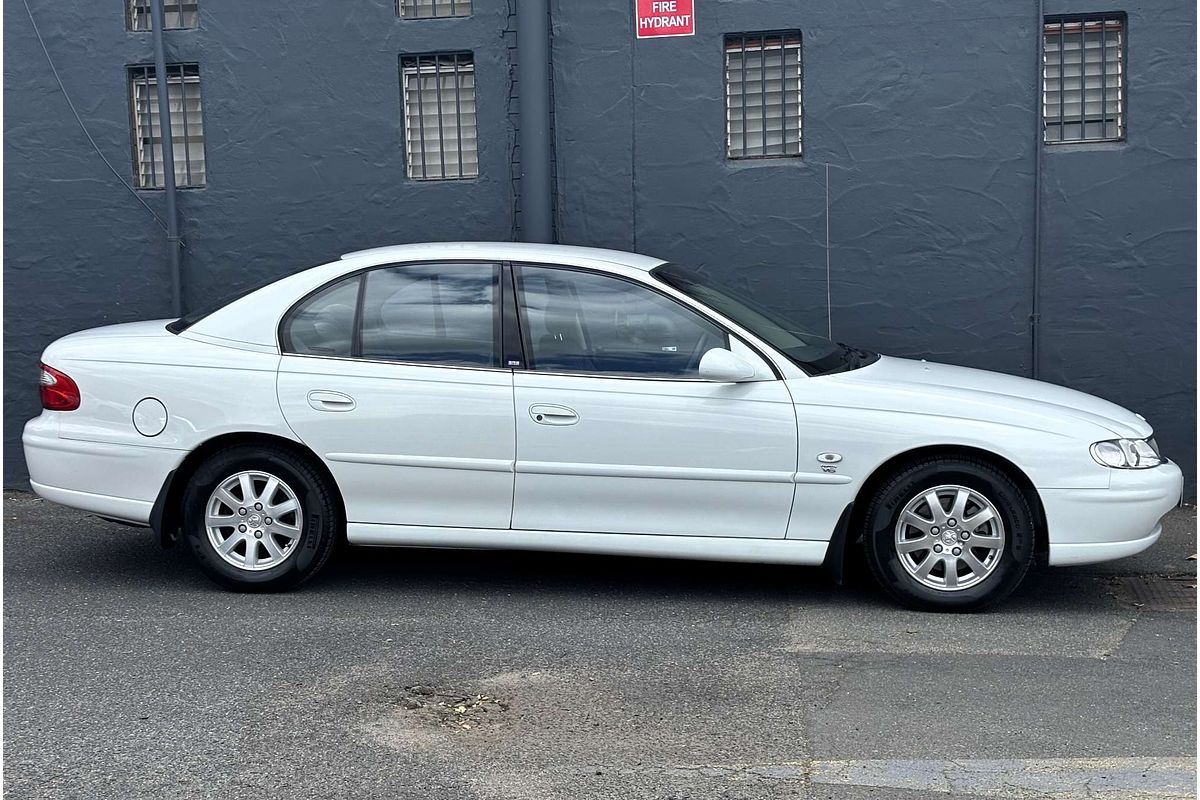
150;432;344;547
825;444;1048;583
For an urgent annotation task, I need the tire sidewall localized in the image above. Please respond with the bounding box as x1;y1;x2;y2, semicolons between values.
865;460;1034;611
182;447;334;591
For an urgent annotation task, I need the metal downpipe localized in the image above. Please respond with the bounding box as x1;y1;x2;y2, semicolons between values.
516;0;554;243
151;0;183;316
1031;0;1044;379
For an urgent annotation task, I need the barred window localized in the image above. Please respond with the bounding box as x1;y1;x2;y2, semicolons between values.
725;32;802;159
1043;14;1125;143
127;0;199;31
401;53;478;180
129;65;206;189
398;0;471;19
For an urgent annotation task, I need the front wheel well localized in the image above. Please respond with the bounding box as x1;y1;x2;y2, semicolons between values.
152;432;344;547
833;445;1048;581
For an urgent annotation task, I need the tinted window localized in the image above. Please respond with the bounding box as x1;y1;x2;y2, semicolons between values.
167;271;283;333
516;265;727;377
279;276;360;357
360;263;498;367
652;262;873;375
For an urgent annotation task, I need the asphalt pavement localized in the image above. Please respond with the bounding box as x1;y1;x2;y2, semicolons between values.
3;490;1196;799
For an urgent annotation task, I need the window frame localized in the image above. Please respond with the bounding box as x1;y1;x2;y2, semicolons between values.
399;51;479;181
1042;12;1128;145
278;260;505;372
127;63;207;190
396;0;472;19
723;30;804;161
510;262;760;382
126;0;200;31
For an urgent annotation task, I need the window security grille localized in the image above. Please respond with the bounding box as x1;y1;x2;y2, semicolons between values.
1043;14;1125;143
725;32;802;159
398;0;471;19
401;53;479;180
129;65;206;189
127;0;199;31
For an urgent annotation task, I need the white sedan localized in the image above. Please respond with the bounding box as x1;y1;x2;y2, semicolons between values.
23;243;1183;610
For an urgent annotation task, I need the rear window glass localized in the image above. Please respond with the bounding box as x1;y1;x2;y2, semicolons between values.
359;263;498;367
278;276;361;357
276;262;500;367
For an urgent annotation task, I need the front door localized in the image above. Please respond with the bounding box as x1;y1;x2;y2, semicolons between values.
276;261;515;529
510;264;797;538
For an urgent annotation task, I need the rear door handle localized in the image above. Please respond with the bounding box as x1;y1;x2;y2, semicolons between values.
529;404;578;426
308;390;356;412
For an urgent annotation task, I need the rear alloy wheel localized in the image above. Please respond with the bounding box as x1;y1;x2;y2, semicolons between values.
205;471;304;572
182;445;340;591
862;457;1035;611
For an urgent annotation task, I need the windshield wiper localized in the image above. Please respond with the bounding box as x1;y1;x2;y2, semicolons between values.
836;342;875;368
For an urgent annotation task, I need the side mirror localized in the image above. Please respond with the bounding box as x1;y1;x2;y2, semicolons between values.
698;348;757;383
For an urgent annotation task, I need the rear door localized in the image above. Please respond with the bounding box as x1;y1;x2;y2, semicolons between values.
509;264;798;538
276;261;515;529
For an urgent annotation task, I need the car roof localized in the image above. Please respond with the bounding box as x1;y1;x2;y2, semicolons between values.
338;242;667;272
182;242;669;350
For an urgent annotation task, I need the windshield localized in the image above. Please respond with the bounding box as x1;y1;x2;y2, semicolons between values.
652;263;877;376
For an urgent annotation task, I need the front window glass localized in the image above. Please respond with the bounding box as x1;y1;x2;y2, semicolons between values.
652;263;874;375
516;265;727;377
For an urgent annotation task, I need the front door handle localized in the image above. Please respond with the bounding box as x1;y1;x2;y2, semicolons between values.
529;404;578;426
308;390;356;412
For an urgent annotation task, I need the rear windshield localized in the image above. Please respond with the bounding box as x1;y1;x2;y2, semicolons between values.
166;274;283;333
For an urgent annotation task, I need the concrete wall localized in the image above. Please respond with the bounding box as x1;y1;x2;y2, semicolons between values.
4;0;1196;493
550;0;1196;490
1038;1;1197;481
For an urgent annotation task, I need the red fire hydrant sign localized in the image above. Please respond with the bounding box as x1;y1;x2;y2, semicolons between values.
635;0;695;38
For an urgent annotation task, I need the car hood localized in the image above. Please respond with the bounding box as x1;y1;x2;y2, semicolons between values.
827;355;1152;439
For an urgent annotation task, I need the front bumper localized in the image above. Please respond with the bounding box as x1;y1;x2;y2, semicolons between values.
23;414;184;525
1043;460;1184;566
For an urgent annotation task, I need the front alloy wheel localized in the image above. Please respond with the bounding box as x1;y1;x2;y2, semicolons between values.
862;456;1035;611
894;485;1005;591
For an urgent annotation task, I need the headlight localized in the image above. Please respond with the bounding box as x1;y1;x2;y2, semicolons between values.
1090;438;1163;469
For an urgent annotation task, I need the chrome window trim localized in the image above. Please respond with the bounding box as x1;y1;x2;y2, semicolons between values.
280;351;737;383
279;350;512;375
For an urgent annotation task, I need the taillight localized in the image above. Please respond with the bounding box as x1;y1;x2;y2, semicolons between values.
40;363;80;411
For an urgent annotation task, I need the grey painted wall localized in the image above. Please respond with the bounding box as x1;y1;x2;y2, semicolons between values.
551;0;1196;492
4;0;1196;493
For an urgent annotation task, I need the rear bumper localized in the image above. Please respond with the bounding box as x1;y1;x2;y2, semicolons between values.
23;415;184;525
28;481;155;525
1043;461;1183;567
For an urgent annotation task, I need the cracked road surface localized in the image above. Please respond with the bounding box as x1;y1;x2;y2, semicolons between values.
3;491;1195;799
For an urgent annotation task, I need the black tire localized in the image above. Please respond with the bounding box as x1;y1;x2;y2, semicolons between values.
181;444;341;592
862;456;1035;612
